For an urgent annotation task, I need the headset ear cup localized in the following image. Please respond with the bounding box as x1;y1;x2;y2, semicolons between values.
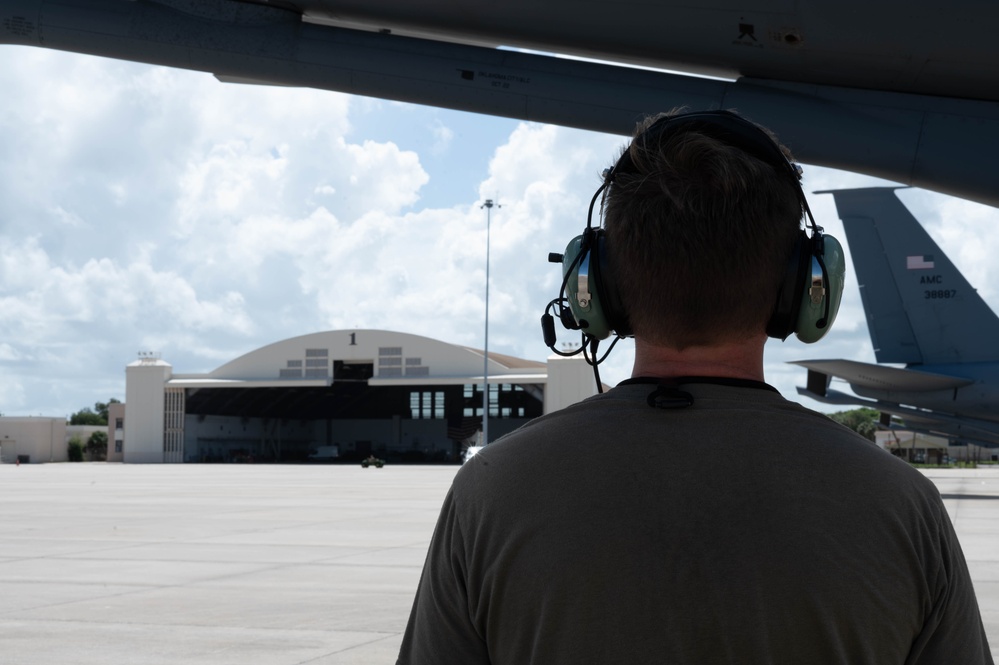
795;234;845;343
562;235;610;339
560;231;629;340
591;232;631;337
767;231;810;339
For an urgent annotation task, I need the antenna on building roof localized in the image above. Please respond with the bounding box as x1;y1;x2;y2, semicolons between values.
137;351;162;364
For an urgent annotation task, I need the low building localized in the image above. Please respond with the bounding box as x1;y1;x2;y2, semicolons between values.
0;417;68;464
107;402;125;463
876;430;997;464
117;329;596;464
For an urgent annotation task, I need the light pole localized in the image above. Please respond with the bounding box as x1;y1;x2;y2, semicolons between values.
481;199;500;446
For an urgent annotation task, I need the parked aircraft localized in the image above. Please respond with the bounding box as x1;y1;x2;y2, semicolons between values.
2;0;998;207
793;188;999;447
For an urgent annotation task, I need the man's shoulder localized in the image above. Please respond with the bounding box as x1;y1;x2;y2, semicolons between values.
478;380;873;451
461;380;921;479
479;387;644;453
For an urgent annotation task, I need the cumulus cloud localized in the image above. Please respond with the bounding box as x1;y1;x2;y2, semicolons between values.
2;46;996;419
0;237;253;337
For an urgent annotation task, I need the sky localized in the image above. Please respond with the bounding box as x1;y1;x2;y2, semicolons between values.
2;45;999;419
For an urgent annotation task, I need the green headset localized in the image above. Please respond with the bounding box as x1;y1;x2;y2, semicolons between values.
541;110;845;368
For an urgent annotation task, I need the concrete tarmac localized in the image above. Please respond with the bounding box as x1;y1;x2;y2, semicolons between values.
0;464;996;664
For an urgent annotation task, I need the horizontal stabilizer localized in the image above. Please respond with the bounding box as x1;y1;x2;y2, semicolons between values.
790;359;972;392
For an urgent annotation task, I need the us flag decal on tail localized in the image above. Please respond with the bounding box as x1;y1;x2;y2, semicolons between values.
906;255;935;269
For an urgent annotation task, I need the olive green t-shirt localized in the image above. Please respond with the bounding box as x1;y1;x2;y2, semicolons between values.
398;381;992;664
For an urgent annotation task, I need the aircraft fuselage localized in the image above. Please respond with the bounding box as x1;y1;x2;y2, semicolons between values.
297;0;999;103
3;1;999;206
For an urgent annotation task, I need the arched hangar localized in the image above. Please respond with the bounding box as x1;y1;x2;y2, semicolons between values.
120;329;594;463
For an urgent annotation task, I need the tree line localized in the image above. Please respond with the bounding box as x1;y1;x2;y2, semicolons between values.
827;407;881;441
68;399;121;426
67;398;121;461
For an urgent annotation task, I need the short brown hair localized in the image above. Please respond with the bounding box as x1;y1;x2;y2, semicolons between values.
603;111;803;349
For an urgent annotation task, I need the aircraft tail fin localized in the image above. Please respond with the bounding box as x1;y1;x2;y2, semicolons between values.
819;187;999;364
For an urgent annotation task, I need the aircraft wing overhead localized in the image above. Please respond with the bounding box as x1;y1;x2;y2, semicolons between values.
790;359;973;392
3;0;999;207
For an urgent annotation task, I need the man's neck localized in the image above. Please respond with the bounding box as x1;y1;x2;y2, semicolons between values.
630;335;767;382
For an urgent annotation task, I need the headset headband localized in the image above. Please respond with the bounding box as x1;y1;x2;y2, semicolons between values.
604;110;818;235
